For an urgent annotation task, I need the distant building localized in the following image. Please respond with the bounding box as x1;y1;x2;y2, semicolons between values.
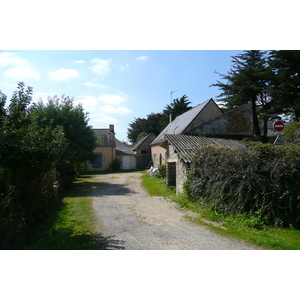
132;133;156;169
86;125;137;171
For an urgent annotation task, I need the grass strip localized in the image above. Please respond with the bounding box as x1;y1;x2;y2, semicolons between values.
30;175;106;250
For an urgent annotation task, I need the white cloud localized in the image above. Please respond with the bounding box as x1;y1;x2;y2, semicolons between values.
4;67;40;80
119;64;129;71
0;52;26;67
75;94;132;128
83;82;108;88
73;59;85;64
136;56;148;61
77;94;130;111
97;94;127;105
49;68;80;81
101;104;132;115
91;58;112;75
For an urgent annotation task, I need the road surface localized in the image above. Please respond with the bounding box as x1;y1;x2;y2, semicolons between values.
92;172;256;250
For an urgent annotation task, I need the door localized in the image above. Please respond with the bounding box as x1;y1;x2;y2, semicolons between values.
141;155;147;169
122;156;130;170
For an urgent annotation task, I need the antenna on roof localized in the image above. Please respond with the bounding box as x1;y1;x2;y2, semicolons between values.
170;90;178;104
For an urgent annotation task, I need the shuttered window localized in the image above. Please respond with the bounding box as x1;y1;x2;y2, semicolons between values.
93;152;102;168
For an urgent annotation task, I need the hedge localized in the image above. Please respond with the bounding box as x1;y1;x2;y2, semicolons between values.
184;143;300;227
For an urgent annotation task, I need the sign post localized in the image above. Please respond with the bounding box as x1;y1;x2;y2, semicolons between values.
273;120;285;146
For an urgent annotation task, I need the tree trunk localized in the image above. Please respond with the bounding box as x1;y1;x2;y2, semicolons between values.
252;99;261;137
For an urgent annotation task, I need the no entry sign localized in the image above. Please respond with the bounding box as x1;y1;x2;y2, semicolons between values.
273;120;285;132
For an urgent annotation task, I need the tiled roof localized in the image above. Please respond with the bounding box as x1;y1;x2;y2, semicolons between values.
151;98;214;145
115;138;136;156
132;133;156;151
93;129;116;147
164;134;247;163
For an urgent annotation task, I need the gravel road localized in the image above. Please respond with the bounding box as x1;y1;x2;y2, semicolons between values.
92;172;256;250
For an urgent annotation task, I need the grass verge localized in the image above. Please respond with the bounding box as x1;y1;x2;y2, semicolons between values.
28;175;106;250
141;172;300;250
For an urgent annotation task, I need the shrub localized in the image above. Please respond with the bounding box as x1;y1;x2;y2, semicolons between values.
185;143;300;228
110;158;121;171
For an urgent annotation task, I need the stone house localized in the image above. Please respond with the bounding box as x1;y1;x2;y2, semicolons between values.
132;133;156;169
86;125;137;171
150;98;223;168
187;102;253;138
150;100;255;194
163;134;247;194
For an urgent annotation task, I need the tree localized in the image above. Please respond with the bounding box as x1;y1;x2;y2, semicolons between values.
211;50;271;139
284;119;300;145
33;95;98;182
127;95;192;144
0;83;67;247
127;117;149;143
268;50;300;121
163;94;192;116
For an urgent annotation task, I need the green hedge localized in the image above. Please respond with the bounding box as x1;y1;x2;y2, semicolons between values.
184;144;300;227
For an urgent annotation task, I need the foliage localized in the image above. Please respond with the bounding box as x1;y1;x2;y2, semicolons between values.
32;95;98;185
184;143;300;228
0;83;97;249
28;175;106;250
269;50;300;120
127;95;192;143
110;158;121;171
163;94;192;116
211;50;271;138
284;119;300;145
156;164;166;178
0;83;67;249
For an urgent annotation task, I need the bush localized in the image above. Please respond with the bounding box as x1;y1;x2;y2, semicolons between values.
156;164;166;178
110;158;121;171
185;143;300;228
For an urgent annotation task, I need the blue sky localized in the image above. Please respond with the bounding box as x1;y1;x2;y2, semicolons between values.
0;50;244;142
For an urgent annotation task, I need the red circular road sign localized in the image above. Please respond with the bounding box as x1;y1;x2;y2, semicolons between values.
273;120;285;132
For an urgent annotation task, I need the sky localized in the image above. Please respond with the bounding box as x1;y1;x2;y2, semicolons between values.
0;50;243;142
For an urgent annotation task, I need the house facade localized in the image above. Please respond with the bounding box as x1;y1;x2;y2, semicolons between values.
86;125;137;171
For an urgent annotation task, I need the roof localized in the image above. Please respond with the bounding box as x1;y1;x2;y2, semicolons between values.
93;128;116;147
151;98;215;146
164;134;247;163
132;133;156;151
115;138;136;156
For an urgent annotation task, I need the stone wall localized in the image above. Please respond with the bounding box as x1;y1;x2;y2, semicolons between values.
188;103;253;138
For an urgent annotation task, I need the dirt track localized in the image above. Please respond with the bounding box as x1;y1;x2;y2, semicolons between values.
92;172;256;250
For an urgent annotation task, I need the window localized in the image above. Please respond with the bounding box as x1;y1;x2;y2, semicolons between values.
93;152;102;168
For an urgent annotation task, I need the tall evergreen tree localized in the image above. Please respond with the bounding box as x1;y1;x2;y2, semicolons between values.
268;50;300;120
163;94;192;116
211;50;271;138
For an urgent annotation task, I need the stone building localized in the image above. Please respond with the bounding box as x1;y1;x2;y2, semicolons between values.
150;100;255;194
150;98;223;168
164;134;247;194
132;133;156;169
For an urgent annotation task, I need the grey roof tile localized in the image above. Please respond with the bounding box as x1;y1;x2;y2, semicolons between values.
151;98;213;145
164;134;247;163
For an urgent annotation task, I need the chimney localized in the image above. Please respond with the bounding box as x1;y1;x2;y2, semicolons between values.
109;124;115;134
169;112;177;123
